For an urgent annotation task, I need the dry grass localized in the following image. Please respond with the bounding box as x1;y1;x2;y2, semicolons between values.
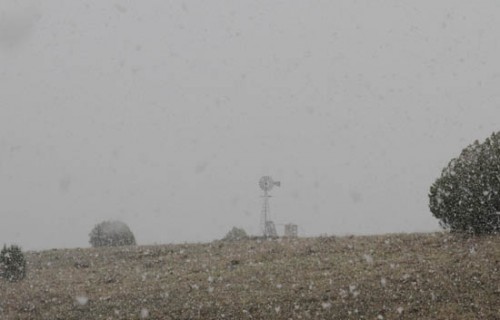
1;233;499;319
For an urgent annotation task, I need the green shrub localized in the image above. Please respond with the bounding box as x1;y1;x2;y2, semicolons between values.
89;220;136;247
0;245;27;281
222;227;249;241
429;132;500;234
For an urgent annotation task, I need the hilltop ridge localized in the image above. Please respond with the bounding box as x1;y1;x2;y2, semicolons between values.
1;233;499;319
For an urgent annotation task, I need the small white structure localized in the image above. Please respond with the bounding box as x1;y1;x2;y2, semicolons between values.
284;224;298;237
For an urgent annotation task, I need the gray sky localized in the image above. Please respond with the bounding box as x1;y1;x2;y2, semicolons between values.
1;0;500;250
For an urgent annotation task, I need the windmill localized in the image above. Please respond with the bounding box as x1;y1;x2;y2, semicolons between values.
259;176;280;238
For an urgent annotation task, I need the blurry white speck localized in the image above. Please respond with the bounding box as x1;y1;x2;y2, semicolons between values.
339;288;348;299
140;308;149;319
363;253;373;264
75;296;88;306
397;307;404;314
114;4;127;13
195;162;208;174
321;302;332;309
381;277;387;287
469;246;477;255
349;284;360;297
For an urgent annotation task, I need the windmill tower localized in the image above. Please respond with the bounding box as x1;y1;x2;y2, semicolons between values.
259;176;280;238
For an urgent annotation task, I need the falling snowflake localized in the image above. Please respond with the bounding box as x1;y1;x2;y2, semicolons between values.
349;284;360;298
140;308;149;319
75;296;88;306
469;246;477;255
363;254;373;264
380;277;387;287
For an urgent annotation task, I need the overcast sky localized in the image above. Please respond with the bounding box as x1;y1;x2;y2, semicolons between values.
1;0;500;250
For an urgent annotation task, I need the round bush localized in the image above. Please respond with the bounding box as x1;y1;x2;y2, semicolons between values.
222;227;248;241
0;245;27;281
89;220;136;247
429;132;500;234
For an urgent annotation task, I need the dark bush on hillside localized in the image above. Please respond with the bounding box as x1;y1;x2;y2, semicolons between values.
429;132;500;234
89;220;136;247
222;227;249;241
0;245;27;281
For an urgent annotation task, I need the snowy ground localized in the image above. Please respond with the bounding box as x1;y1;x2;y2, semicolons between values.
0;233;499;319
